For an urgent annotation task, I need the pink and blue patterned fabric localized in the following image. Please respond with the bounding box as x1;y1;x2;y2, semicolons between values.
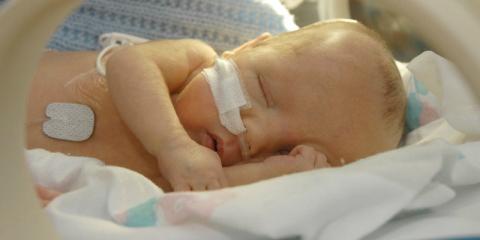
404;74;441;133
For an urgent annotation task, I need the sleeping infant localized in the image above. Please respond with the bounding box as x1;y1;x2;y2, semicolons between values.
27;20;406;194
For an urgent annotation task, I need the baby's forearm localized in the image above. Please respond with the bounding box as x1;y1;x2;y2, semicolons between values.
105;40;216;160
224;159;301;186
106;47;190;158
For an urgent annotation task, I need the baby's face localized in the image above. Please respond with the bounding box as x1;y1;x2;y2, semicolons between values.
174;24;398;166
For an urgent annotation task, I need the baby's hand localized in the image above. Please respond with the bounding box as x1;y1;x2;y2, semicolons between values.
289;145;331;171
264;145;330;174
158;140;228;192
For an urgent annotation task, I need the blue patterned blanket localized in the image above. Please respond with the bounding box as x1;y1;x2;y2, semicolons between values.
45;0;297;52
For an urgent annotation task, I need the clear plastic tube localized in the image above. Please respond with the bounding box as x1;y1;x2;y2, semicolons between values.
237;133;251;161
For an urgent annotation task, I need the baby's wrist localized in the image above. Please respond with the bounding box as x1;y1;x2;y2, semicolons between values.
153;134;194;162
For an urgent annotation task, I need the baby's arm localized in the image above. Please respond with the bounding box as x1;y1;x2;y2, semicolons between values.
106;40;226;191
224;145;330;186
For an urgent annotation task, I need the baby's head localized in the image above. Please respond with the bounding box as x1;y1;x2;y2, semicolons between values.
174;20;406;166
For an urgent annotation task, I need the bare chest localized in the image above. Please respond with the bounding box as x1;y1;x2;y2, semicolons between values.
26;51;170;190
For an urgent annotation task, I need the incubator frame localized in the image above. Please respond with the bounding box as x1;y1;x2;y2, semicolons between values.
0;0;479;239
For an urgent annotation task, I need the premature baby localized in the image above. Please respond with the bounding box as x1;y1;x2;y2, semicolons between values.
27;20;406;193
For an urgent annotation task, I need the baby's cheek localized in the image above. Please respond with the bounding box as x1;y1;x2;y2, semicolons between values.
173;76;218;130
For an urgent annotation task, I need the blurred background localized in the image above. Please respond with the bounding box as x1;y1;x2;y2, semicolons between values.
285;0;430;62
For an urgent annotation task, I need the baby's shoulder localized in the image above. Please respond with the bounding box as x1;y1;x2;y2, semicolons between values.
171;39;218;67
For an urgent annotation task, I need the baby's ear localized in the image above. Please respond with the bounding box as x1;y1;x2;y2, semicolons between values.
288;145;330;168
221;32;272;58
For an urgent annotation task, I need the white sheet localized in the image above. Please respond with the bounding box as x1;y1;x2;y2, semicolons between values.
27;140;480;240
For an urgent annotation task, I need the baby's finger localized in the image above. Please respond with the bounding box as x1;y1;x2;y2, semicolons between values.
314;152;330;168
172;182;191;192
218;173;229;188
206;180;221;191
191;182;207;191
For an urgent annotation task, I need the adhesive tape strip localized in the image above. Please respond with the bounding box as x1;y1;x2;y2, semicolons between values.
42;102;95;142
203;58;250;135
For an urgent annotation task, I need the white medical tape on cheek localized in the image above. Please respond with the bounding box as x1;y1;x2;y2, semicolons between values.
203;58;250;135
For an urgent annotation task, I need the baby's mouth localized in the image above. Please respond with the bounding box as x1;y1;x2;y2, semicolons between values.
203;131;224;159
210;132;224;159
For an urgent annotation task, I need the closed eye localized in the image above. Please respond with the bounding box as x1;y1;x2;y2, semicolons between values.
258;74;274;107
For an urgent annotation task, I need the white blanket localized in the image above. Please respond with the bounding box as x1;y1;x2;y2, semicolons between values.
27;140;480;240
